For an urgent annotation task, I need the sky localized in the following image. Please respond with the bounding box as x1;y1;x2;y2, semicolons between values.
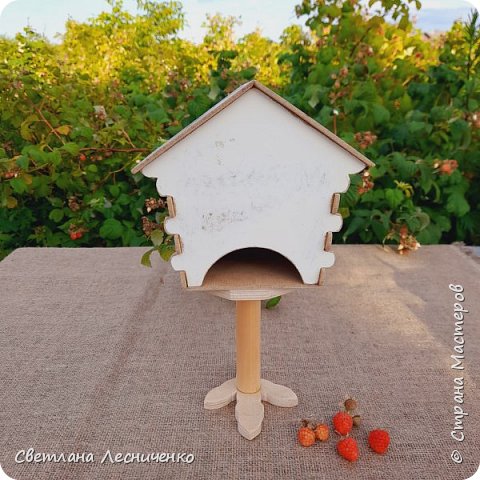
0;0;477;43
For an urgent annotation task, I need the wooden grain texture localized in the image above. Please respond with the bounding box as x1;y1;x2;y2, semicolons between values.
203;378;298;440
173;234;182;255
204;379;237;410
166;196;176;217
324;232;333;252
235;390;264;440
317;267;326;286
236;300;261;394
179;271;188;288
331;193;340;214
166;195;186;284
189;249;321;292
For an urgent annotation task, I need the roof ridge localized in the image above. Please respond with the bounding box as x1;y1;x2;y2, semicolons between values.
131;80;374;174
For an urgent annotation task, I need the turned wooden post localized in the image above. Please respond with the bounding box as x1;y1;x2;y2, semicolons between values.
235;300;261;394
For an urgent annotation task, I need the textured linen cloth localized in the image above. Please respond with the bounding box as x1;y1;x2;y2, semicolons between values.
0;246;479;480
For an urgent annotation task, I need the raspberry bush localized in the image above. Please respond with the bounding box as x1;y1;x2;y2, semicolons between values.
0;0;479;261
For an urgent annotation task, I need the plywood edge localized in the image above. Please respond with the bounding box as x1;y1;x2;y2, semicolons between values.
167;198;181;256
173;234;183;255
324;231;333;252
317;268;326;286
179;271;188;288
210;289;293;301
166;196;176;217
164;196;178;238
331;193;340;214
164;195;187;289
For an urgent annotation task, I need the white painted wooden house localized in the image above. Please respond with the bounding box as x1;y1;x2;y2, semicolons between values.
132;80;374;288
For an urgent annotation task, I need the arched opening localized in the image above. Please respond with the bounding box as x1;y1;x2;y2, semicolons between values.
201;247;303;288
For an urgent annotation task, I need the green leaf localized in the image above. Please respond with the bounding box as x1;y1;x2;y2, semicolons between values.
385;189;403;209
355;114;374;131
318;105;333;126
100;218;123;240
150;229;164;246
432;214;451;232
31;175;52;197
450;119;471;148
47;151;62;166
391;153;418;178
48;197;63;207
399;93;412;113
308;91;320;109
159;244;175;261
208;83;221;100
342;216;366;240
266;296;282;309
146;105;169;123
55;172;73;189
56;125;71;136
141;248;155;267
108;184;120;197
408;121;432;135
10;178;28;194
24;146;48;164
114;105;131;119
341;182;360;207
187;94;211;119
417;223;442;244
132;94;148;107
15;155;29;170
71;126;94;141
398;14;410;30
240;67;257;80
62;143;80;156
371;220;388;241
418;163;433;194
446;191;470;217
20;114;38;141
48;209;64;223
371;104;390;124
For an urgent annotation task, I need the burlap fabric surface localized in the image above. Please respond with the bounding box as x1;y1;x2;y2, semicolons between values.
0;246;478;480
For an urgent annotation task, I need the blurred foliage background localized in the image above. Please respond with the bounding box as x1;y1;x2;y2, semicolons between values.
0;0;479;261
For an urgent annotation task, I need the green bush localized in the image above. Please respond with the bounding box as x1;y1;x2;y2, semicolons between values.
0;0;479;261
281;1;480;250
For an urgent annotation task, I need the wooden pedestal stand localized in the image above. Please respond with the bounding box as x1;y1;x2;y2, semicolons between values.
204;294;298;440
191;249;320;440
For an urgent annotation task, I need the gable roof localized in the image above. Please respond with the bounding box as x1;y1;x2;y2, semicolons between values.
131;80;374;174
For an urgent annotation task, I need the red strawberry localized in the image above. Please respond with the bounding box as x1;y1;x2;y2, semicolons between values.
368;429;390;454
337;437;359;462
297;426;316;447
333;412;353;435
70;232;77;240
